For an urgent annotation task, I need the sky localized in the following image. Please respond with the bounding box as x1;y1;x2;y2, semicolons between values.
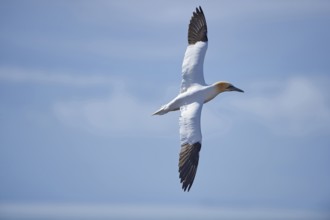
1;0;330;219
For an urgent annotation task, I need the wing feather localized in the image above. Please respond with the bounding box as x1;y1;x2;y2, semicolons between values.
179;102;203;191
188;6;208;45
179;142;201;191
181;6;208;93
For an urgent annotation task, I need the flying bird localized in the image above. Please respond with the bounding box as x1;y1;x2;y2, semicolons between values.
153;6;244;191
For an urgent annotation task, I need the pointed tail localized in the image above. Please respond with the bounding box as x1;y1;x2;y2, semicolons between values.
152;106;168;115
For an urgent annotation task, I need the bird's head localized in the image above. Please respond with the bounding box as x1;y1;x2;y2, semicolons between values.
214;81;244;93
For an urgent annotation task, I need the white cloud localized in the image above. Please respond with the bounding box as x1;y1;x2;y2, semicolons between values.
0;67;122;87
53;87;177;138
1;30;182;62
230;76;330;136
1;203;329;220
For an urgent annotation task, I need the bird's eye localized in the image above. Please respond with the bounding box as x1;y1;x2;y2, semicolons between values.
227;85;233;90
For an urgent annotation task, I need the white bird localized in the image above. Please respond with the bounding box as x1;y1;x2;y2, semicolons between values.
153;6;244;191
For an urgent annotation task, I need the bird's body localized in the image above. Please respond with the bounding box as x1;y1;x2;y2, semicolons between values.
153;6;243;191
153;83;224;115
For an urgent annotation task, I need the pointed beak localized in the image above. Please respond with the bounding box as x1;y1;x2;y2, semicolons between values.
229;85;244;93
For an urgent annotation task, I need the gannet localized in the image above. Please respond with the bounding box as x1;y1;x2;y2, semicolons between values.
153;6;244;191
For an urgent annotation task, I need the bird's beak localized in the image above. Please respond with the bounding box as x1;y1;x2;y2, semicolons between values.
228;85;244;93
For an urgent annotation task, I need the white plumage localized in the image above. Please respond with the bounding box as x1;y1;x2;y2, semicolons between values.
179;101;203;145
153;6;243;191
181;41;208;92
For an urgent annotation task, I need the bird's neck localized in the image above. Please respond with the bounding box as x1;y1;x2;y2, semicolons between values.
204;85;222;103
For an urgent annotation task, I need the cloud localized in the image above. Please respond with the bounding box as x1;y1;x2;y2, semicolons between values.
0;67;122;87
1;29;181;62
230;76;330;136
1;203;329;220
53;87;177;138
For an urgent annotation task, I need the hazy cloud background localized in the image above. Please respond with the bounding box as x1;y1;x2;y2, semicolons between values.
1;0;330;219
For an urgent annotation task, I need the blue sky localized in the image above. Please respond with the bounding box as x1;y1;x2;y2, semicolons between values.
1;0;330;219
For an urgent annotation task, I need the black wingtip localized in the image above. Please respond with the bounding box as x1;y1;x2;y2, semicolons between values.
187;6;208;45
178;142;202;192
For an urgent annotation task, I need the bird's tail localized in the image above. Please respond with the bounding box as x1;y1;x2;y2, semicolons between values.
152;105;168;115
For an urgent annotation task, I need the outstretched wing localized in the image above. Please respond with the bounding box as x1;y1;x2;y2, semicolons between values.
179;101;203;191
181;6;208;93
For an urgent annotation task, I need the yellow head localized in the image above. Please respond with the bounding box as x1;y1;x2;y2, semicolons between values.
214;81;244;93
